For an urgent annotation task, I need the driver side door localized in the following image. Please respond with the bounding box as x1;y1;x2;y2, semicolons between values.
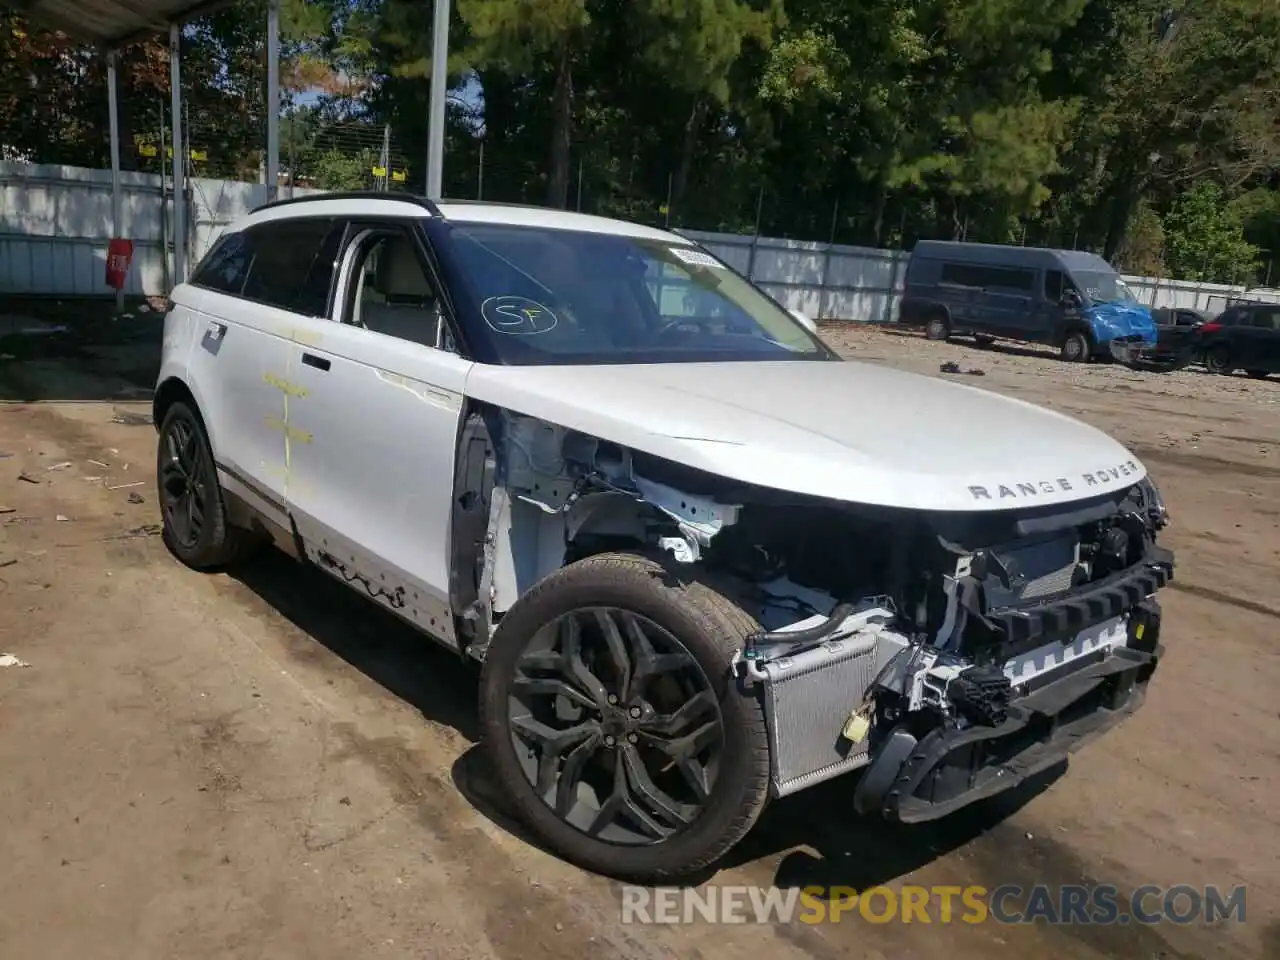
285;220;473;648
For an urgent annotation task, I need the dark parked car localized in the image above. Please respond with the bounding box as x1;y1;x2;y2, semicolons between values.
1113;307;1206;370
1192;302;1280;378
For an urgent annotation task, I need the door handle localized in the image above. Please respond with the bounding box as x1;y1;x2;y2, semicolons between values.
301;352;330;371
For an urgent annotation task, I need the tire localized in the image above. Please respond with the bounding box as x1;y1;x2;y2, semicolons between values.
1061;330;1091;363
925;313;950;341
479;551;771;882
1245;370;1270;380
1204;345;1235;376
156;400;258;570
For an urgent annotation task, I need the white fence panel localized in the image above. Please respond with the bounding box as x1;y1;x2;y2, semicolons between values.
3;161;1279;314
0;161;322;297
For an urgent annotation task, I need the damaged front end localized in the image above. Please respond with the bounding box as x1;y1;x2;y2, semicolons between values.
451;406;1174;822
727;478;1172;821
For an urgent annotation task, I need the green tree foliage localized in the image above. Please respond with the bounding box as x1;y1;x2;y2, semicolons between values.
3;0;1279;284
1162;181;1259;282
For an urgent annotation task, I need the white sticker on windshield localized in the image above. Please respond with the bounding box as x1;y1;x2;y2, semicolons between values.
669;247;724;269
481;296;559;335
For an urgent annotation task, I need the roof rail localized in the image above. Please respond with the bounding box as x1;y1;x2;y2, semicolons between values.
250;191;442;216
436;198;567;212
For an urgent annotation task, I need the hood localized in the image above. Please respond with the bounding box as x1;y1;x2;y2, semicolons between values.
463;360;1147;513
1087;302;1157;343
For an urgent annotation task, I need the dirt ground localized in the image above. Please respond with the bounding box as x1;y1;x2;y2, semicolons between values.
1;312;1277;960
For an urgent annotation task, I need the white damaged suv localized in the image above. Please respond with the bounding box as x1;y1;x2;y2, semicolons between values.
153;194;1174;881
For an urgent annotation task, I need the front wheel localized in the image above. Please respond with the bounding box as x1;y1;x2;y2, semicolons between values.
1061;331;1091;363
479;552;771;882
1204;345;1235;376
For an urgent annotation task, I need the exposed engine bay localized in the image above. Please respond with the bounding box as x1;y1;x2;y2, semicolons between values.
451;407;1175;811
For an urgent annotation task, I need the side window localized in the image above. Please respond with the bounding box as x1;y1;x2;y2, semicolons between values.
940;263;981;287
940;263;1033;293
1045;270;1065;302
240;217;340;315
985;267;1034;293
1254;309;1280;330
190;232;252;295
297;221;345;317
345;231;454;351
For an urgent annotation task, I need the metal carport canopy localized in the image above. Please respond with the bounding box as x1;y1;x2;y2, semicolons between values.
10;0;231;47
12;0;276;298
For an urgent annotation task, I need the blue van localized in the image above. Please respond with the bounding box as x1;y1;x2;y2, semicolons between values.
899;241;1157;362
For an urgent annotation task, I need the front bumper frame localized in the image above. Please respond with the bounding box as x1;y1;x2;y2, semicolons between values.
1109;337;1191;370
854;600;1164;822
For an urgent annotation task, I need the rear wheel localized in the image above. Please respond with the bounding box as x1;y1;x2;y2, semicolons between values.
925;313;950;341
479;552;770;882
156;401;258;570
1061;330;1091;363
1204;345;1235;376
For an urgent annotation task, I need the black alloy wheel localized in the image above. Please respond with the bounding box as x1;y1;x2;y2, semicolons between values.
155;401;257;569
159;412;207;551
507;605;725;846
479;552;771;882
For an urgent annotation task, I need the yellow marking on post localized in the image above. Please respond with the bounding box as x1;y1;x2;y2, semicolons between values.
263;372;308;398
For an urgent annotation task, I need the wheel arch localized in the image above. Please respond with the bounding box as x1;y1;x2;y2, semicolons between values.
1053;318;1095;349
153;376;200;432
925;303;952;325
448;402;705;661
900;297;950;327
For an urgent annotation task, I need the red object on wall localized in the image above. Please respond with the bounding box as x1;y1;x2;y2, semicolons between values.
105;238;134;290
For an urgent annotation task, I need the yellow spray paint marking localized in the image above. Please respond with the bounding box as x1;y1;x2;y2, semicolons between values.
375;369;462;411
264;415;313;444
263;372;308;398
290;327;325;347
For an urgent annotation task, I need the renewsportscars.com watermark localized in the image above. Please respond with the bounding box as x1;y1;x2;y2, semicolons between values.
620;884;1247;926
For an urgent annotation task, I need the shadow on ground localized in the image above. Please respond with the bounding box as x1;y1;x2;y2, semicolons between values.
223;544;1055;887
229;548;482;742
0;297;162;403
227;546;1083;894
207;473;1218;958
228;548;554;851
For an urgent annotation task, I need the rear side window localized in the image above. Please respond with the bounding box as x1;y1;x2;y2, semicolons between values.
1249;308;1280;330
190;232;252;294
940;262;1034;293
240;218;343;315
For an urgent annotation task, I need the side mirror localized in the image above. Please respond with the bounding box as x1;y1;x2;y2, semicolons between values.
788;308;818;333
1061;290;1082;308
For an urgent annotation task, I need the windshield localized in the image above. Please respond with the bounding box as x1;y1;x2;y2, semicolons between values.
1073;270;1137;306
427;221;835;366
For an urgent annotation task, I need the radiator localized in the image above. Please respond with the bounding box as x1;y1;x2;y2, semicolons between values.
758;629;908;797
